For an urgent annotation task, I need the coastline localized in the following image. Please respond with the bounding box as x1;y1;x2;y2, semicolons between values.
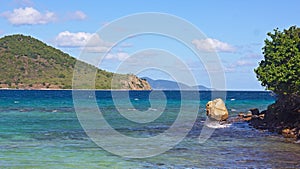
246;94;300;142
0;88;152;91
0;88;272;92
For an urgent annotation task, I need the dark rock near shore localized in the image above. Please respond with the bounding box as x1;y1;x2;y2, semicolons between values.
249;108;260;116
248;94;300;141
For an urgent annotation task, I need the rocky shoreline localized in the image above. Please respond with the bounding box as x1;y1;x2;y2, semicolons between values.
238;94;300;142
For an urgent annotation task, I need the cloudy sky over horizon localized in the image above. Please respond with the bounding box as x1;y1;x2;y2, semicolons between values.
1;0;299;90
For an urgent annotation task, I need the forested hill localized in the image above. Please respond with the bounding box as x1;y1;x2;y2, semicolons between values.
0;34;151;90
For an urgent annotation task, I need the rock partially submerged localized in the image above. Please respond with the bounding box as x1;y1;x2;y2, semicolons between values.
240;94;300;142
206;98;229;121
237;109;265;122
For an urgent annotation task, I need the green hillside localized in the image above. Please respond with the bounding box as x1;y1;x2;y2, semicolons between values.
0;34;151;90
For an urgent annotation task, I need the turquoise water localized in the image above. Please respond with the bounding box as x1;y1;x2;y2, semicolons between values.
0;90;300;168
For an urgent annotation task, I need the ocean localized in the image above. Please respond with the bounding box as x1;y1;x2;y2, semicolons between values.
0;90;300;168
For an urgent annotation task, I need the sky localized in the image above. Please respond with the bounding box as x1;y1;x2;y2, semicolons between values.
0;0;300;90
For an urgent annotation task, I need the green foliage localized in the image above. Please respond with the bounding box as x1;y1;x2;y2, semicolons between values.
255;26;300;94
0;34;139;89
58;74;66;78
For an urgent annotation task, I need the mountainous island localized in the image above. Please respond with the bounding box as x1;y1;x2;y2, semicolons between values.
142;77;210;90
0;34;151;90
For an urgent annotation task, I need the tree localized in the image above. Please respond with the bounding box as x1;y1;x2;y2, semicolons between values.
255;26;300;95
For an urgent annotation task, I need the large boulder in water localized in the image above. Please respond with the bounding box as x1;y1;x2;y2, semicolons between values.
206;98;229;121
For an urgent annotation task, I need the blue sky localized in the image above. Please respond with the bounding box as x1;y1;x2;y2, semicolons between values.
1;0;299;90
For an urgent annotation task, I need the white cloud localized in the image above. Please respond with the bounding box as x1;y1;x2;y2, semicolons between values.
55;31;93;47
1;7;87;25
74;11;86;20
1;7;56;25
236;60;255;66
224;66;236;73
242;53;263;59
105;52;130;61
67;11;87;20
103;50;171;62
54;31;113;53
192;38;236;53
224;59;256;73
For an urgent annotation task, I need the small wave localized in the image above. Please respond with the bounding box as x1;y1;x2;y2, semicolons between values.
127;108;137;111
230;98;235;101
14;101;19;104
134;98;139;101
204;119;232;129
295;140;300;144
148;108;158;111
231;108;237;112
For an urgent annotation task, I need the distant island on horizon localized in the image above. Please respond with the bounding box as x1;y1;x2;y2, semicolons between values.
141;77;211;90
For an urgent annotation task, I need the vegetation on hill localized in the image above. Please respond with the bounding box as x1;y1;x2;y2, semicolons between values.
0;34;150;90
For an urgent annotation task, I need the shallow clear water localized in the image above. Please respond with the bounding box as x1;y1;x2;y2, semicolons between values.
0;90;299;168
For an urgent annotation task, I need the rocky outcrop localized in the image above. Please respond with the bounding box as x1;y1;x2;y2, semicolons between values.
206;98;229;121
237;111;264;122
248;94;300;141
120;75;152;90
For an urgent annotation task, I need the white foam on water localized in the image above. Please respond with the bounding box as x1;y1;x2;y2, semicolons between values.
127;108;137;111
148;108;158;111
230;98;235;101
204;119;232;129
294;140;300;144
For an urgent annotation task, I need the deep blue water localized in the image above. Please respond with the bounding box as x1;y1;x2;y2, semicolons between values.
0;90;300;168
